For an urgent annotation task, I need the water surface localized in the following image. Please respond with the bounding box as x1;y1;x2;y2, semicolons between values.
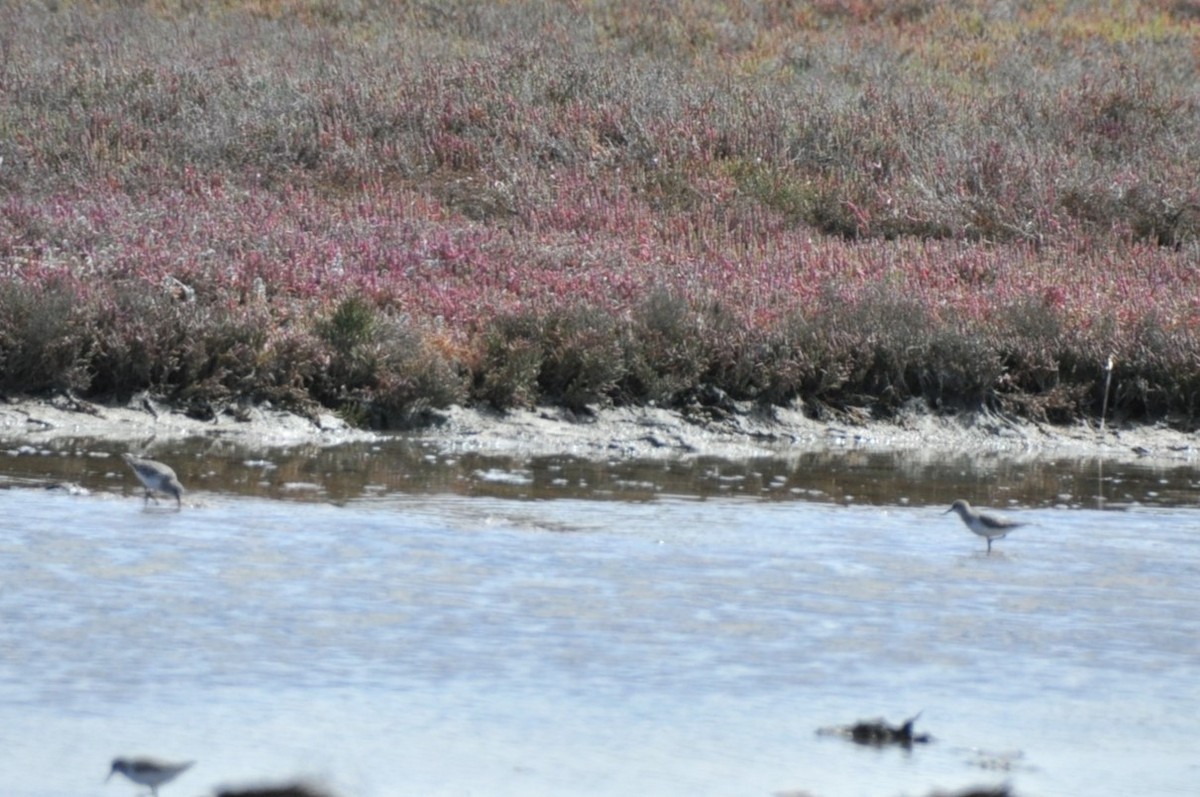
1;441;1198;797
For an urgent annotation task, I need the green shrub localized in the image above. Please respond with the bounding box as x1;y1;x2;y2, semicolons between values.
0;279;90;394
317;294;380;389
368;319;467;427
473;315;545;410
621;290;709;405
538;307;626;412
315;295;466;425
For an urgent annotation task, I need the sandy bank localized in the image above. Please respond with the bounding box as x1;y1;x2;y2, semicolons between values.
2;393;1196;468
417;403;1199;467
0;393;370;448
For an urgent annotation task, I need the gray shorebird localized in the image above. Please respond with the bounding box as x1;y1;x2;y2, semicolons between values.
122;453;184;508
944;499;1023;554
106;758;194;796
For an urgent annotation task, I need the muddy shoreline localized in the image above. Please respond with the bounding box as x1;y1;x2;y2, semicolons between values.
2;394;1196;468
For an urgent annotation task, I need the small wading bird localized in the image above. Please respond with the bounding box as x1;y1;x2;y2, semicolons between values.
106;758;194;796
944;499;1024;554
122;453;184;508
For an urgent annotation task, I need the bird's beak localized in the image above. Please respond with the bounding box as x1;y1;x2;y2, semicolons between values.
942;507;953;514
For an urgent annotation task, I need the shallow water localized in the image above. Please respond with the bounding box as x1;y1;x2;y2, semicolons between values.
4;435;1200;509
1;440;1198;797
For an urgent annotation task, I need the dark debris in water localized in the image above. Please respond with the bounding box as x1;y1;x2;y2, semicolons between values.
776;785;1012;797
215;783;335;797
816;712;932;748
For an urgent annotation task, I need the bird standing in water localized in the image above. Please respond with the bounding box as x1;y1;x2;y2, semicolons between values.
122;453;184;508
944;499;1024;554
106;758;194;796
